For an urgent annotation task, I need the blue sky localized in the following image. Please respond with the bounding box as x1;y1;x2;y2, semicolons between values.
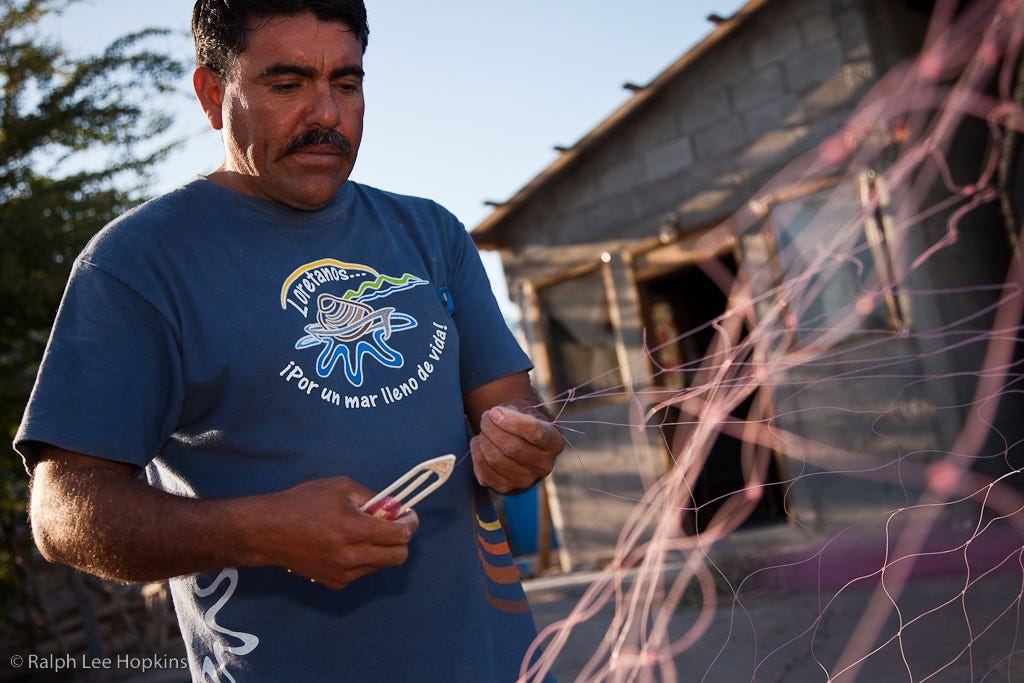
44;0;749;302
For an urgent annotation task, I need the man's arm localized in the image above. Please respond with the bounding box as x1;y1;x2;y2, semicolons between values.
463;371;565;494
29;446;418;589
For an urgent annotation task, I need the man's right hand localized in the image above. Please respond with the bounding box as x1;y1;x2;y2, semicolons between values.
257;476;419;589
29;446;419;588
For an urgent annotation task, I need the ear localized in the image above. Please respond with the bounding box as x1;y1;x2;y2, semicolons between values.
193;66;226;131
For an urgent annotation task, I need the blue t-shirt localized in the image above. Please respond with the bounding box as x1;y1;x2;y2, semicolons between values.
16;178;547;681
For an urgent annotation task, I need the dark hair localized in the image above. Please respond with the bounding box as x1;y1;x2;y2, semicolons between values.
192;0;369;77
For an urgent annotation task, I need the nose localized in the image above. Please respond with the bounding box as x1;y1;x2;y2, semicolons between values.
305;82;342;129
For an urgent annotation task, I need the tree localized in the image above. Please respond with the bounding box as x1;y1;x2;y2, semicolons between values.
0;0;186;620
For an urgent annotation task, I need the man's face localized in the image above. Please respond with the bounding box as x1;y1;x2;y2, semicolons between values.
200;13;365;210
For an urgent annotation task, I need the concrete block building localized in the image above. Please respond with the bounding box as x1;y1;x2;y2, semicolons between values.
473;0;1023;568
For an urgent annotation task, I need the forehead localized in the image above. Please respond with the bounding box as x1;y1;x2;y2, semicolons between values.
237;12;363;72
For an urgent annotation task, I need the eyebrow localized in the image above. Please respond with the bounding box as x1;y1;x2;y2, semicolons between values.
257;64;365;81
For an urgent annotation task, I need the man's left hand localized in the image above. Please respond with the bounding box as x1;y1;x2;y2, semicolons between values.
470;404;565;494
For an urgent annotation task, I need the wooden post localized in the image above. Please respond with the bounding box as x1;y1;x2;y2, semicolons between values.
515;280;572;573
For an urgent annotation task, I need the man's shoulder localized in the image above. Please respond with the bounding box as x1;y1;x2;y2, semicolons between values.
81;179;213;263
120;178;214;224
347;181;458;224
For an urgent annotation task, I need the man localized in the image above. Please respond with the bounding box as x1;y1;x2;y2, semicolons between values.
15;1;564;680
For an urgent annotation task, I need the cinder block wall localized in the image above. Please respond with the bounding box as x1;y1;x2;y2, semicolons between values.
484;0;1020;552
496;0;924;283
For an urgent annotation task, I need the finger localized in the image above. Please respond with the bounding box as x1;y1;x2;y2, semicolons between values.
316;515;418;586
483;406;565;454
474;426;537;476
470;434;522;492
478;410;538;469
471;434;546;494
477;419;557;480
360;508;420;545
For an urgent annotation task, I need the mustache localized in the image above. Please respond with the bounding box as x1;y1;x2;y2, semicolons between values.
278;128;353;160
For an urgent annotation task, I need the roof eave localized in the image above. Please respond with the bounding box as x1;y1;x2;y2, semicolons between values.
471;0;769;250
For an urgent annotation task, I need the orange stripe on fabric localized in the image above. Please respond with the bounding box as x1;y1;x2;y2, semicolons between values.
477;535;511;556
479;578;530;614
476;547;521;585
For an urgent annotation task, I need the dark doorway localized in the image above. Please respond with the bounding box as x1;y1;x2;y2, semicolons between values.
639;253;788;534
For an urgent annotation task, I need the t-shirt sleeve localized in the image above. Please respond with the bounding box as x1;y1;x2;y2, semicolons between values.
444;223;532;394
14;258;183;471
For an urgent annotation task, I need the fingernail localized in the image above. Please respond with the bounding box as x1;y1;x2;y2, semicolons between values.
490;407;505;424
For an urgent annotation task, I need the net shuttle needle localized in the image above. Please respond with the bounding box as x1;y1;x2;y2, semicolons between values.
360;454;457;520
